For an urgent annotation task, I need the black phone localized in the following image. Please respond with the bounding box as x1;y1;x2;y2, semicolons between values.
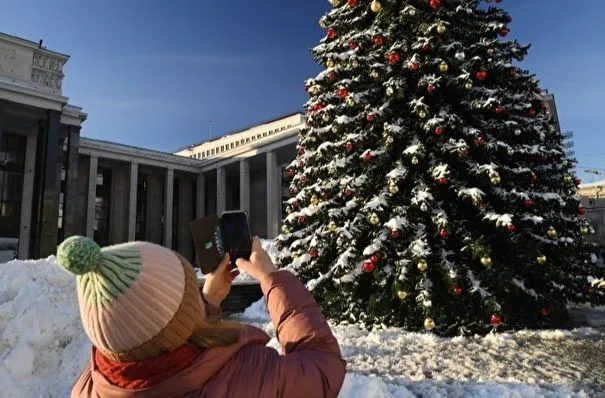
220;210;253;268
190;210;252;274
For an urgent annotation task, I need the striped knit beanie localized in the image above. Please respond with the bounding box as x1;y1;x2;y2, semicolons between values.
56;236;205;362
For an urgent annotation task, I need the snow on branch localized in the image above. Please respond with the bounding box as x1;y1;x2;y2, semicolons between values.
483;212;514;227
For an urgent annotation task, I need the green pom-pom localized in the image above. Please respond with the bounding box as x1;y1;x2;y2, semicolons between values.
57;236;101;275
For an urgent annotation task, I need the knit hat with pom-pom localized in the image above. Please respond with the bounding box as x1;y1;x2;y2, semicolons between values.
56;236;205;362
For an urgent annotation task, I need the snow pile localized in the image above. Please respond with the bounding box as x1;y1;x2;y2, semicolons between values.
2;254;604;397
0;257;89;398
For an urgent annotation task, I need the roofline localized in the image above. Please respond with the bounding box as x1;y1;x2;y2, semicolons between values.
173;110;304;153
579;180;605;188
0;32;70;60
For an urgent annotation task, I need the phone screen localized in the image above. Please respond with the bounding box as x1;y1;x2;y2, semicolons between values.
221;211;252;262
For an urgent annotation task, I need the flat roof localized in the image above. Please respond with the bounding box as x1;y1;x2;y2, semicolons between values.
173;111;303;153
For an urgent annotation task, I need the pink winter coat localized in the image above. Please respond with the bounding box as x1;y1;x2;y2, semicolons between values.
71;271;347;397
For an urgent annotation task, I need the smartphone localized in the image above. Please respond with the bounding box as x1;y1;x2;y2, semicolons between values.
190;210;252;274
220;210;253;268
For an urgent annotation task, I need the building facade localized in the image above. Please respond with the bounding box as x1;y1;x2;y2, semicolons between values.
0;33;299;262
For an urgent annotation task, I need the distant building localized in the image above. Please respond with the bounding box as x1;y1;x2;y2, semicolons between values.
578;180;605;249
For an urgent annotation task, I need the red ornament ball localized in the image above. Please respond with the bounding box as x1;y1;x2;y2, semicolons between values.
453;287;463;296
578;206;586;216
363;152;373;161
297;215;306;223
366;113;376;122
300;175;308;184
349;40;359;49
313;103;323;112
529;108;537;117
371;254;380;263
540;307;551;316
327;71;336;80
439;228;448;238
298;160;305;167
390;229;400;238
387;52;400;64
574;177;581;186
507;223;516;233
523;198;533;208
289;187;297;196
475;70;488;81
278;245;284;251
495;0;503;3
345;142;354;152
343;188;353;197
362;260;376;272
337;88;349;99
427;84;437;94
499;27;510;37
327;29;337;40
309;249;318;258
373;35;384;46
437;177;448;185
434;126;444;136
421;44;430;53
347;0;358;7
292;200;299;208
531;172;538;182
490;314;502;326
509;69;518;78
495;105;505;114
287;169;296;177
408;62;420;71
297;146;305;155
429;0;442;9
475;136;486;146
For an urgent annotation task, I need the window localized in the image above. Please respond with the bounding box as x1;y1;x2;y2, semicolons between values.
135;174;148;240
221;145;225;152
94;168;112;246
246;138;250;143
0;133;26;239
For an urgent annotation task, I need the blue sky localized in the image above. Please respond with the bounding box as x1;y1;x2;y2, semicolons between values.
1;0;604;178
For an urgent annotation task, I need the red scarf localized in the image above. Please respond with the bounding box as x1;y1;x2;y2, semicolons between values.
95;345;200;389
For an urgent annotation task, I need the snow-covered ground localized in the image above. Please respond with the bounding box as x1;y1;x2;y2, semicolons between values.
2;248;605;397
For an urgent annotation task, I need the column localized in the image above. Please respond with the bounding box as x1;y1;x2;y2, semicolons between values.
216;166;226;214
266;151;279;238
164;168;174;248
18;131;38;259
86;155;98;238
0;101;5;147
240;159;250;215
196;173;206;219
62;126;80;237
127;162;138;241
38;110;62;257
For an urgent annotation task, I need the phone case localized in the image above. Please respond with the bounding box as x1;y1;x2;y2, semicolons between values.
220;210;252;267
190;215;225;274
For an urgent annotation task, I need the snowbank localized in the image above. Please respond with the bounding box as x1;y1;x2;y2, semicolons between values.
1;254;604;397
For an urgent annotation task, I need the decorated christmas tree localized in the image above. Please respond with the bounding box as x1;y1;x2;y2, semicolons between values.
276;0;605;335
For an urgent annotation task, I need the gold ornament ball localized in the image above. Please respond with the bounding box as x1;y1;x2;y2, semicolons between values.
424;318;436;330
439;62;449;73
286;206;292;214
346;97;355;107
389;181;399;194
386;86;395;96
481;256;492;267
385;136;394;146
563;175;573;183
487;48;494;55
465;81;473;90
580;226;590;235
326;59;335;68
329;0;340;6
370;0;382;12
282;226;290;234
418;259;428;272
323;113;332;122
319;19;328;29
547;227;557;238
328;221;338;232
369;213;380;225
397;290;408;300
370;70;380;79
411;156;420;165
437;24;447;34
536;255;547;265
311;195;319;206
491;175;501;185
351;59;359;68
418;110;427;119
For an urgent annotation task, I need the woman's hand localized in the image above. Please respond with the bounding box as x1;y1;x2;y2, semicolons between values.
202;254;239;308
235;238;278;282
